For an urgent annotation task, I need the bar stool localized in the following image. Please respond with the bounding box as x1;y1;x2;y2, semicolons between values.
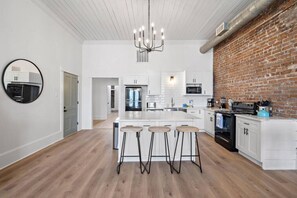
172;126;202;173
117;126;145;174
146;126;173;174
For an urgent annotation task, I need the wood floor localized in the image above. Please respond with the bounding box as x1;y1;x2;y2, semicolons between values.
93;112;118;128
1;116;297;198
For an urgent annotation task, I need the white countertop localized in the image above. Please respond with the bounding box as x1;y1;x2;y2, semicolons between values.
236;114;297;122
204;107;230;112
119;111;199;121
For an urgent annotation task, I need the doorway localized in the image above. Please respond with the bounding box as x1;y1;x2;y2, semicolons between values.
92;78;119;128
64;72;78;137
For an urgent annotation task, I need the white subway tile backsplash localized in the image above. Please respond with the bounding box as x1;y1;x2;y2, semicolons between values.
146;72;209;108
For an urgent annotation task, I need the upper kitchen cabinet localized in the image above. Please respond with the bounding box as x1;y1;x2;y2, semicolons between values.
123;75;148;85
185;71;213;95
186;72;202;84
148;73;161;95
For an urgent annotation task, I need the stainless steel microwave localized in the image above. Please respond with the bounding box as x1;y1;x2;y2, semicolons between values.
186;84;202;94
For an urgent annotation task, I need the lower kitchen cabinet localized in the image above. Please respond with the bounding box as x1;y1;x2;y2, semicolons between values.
204;109;215;136
236;118;260;161
186;108;204;130
236;115;297;170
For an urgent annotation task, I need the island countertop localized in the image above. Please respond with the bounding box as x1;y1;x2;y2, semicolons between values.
119;111;198;121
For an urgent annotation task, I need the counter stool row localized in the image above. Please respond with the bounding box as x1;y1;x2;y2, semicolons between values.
116;125;202;174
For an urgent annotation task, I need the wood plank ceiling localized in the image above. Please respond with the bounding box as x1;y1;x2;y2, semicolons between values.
37;0;254;40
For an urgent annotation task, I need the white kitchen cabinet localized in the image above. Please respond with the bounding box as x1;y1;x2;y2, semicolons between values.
236;115;297;170
236;118;260;161
185;71;213;95
6;71;42;84
204;109;215;136
186;72;202;84
186;108;204;130
123;75;148;85
148;73;161;95
200;72;213;95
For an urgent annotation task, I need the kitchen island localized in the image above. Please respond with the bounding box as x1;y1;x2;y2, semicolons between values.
118;111;200;162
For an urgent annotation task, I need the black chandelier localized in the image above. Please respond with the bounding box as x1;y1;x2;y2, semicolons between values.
133;0;165;53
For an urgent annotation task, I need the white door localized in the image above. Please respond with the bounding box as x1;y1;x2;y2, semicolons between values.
64;72;78;137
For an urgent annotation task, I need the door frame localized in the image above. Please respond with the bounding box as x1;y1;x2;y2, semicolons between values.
60;68;80;137
91;77;119;128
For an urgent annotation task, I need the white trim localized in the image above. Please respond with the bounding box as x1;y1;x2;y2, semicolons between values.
0;131;62;170
93;116;107;120
83;40;208;45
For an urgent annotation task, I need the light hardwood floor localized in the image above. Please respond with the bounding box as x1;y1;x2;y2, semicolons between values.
93;112;118;128
1;116;297;197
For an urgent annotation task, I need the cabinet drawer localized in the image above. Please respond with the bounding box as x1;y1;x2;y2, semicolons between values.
237;118;260;131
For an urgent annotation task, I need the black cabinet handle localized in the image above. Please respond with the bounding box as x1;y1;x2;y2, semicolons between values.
164;125;171;127
64;109;67;112
244;123;250;125
143;125;150;127
244;128;246;135
246;129;249;135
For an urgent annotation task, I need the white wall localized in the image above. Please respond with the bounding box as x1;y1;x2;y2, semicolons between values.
146;72;210;108
0;0;82;169
92;78;119;120
82;40;213;129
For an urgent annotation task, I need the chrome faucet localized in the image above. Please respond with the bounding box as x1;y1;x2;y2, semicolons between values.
171;97;175;107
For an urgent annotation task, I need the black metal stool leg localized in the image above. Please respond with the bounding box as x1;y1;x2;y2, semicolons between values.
172;132;184;174
117;132;127;174
165;133;173;173
136;132;146;174
164;133;168;164
172;131;180;167
146;132;155;174
189;132;203;173
195;132;203;173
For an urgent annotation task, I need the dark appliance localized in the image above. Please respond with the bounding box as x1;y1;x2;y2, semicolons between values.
6;83;40;103
214;102;256;151
186;84;202;94
207;98;214;107
220;96;227;109
125;87;142;111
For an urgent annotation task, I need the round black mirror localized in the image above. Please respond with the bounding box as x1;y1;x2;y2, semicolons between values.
2;59;44;103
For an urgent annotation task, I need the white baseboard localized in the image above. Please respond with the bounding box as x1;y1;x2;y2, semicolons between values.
0;131;63;170
93;116;107;120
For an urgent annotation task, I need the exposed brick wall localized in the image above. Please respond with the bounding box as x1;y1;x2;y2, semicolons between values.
214;0;297;118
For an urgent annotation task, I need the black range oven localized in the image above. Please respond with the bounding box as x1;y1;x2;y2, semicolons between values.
215;112;236;151
214;102;256;151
